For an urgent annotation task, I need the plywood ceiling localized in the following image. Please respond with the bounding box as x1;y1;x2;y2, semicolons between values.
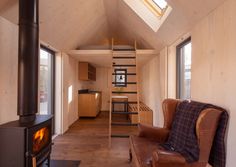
0;0;226;52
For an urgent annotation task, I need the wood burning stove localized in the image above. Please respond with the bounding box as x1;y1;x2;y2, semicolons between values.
0;0;53;166
0;115;52;167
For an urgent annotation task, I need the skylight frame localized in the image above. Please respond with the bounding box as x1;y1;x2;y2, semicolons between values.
143;0;168;17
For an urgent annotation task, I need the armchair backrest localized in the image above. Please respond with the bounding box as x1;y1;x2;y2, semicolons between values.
196;108;222;162
162;99;180;129
162;99;222;164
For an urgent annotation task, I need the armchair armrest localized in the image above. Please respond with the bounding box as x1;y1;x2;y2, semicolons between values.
138;123;170;143
152;149;186;166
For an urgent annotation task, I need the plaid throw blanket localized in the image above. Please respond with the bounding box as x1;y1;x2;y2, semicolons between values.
161;100;228;167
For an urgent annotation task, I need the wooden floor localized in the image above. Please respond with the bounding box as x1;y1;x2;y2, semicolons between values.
51;111;138;167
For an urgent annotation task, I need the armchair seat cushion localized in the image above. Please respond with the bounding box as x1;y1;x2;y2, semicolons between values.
130;135;186;167
130;135;159;167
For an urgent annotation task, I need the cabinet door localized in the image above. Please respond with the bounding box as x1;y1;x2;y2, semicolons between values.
78;94;98;117
79;62;96;81
88;64;96;81
78;94;89;116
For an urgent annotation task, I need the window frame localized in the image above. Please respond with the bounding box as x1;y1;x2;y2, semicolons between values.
143;0;168;17
39;45;56;134
176;37;192;99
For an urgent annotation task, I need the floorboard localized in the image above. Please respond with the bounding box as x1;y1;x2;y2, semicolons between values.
51;111;137;167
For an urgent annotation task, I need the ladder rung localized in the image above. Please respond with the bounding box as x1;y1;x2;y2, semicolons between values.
113;65;136;67
112;82;137;84
111;122;138;126
112;91;137;94
111;101;137;104
113;50;135;53
112;73;136;75
113;49;135;51
111;134;130;138
112;56;136;59
112;111;138;115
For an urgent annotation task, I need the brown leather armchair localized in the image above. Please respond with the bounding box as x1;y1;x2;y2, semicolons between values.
129;99;222;167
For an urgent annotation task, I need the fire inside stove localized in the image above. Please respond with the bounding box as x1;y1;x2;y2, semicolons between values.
33;127;50;154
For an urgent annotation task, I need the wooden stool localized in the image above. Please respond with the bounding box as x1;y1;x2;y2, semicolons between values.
112;96;128;119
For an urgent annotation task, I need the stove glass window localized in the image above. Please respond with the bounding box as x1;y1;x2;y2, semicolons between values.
32;126;50;154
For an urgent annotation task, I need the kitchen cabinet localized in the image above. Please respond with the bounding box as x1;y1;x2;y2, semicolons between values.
79;62;96;81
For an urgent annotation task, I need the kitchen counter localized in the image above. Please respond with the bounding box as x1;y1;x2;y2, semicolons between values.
78;89;101;94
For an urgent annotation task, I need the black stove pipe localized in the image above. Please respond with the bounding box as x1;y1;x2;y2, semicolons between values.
18;0;39;122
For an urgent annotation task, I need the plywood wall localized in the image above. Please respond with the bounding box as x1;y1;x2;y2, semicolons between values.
190;0;236;166
62;53;81;133
0;16;18;124
158;48;168;126
93;67;110;111
139;55;162;126
166;0;236;166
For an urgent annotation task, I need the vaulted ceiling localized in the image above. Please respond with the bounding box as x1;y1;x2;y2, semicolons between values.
0;0;226;52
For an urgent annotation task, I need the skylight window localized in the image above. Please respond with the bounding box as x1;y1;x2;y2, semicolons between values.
152;0;167;10
123;0;172;32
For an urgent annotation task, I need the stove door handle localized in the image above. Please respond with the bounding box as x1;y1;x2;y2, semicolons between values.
25;152;37;167
32;156;37;167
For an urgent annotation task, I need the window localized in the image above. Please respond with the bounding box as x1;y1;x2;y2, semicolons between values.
39;45;55;132
176;37;192;99
123;0;172;32
143;0;168;17
152;0;167;10
115;69;127;87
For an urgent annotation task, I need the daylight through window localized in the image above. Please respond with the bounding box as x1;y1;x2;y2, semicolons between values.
115;69;127;87
152;0;167;9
